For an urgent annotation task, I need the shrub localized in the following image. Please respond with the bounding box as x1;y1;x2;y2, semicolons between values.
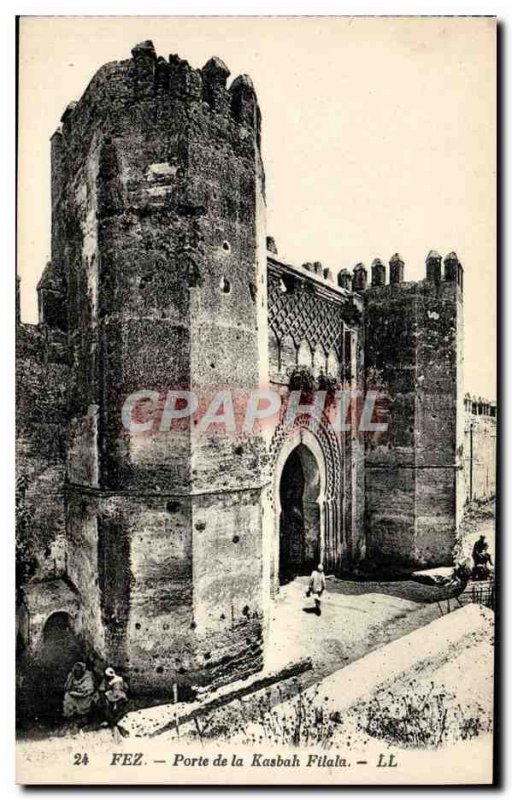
361;680;492;749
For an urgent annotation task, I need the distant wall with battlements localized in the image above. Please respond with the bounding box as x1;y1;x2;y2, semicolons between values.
463;395;497;504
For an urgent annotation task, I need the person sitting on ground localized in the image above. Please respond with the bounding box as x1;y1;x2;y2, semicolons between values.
63;661;96;720
306;563;326;616
98;666;128;730
472;535;493;580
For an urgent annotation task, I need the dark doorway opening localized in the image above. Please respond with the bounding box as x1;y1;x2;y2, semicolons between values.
40;612;82;681
279;444;320;585
17;612;83;726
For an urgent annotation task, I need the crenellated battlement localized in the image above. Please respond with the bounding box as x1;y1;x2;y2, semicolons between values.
259;234;464;301
371;258;386;287
265;238;350;293
54;41;261;148
464;394;497;418
359;251;465;293
425;250;464;289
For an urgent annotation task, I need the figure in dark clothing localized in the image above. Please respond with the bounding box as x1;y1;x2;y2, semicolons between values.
472;535;493;580
63;662;96;720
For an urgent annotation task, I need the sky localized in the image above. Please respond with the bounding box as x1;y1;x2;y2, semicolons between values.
17;16;496;398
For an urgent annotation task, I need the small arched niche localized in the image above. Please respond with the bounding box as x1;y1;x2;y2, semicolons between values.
297;340;313;368
280;335;297;375
220;276;231;294
327;349;339;377
313;345;327;375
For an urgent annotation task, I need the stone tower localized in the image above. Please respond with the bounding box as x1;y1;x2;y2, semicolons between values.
49;42;268;692
364;251;464;566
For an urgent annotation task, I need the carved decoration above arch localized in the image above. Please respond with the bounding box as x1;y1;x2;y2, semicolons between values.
268;412;342;505
268;269;345;357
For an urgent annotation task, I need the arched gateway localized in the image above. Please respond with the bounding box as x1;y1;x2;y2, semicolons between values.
270;425;341;589
279;443;322;583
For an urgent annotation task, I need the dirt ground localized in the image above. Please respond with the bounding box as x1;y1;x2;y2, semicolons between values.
265;575;443;682
211;604;494;763
15;573;457;757
265;496;495;684
16;499;496;757
17;604;494;782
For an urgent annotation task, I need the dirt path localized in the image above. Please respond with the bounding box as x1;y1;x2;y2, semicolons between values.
17;499;496;753
216;605;494;768
18;574;443;753
264;576;443;686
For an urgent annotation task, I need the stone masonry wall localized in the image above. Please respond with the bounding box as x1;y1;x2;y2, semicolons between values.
266;254;366;575
17;40;475;697
54;41;268;692
463;402;497;503
16;323;69;577
364;252;464;567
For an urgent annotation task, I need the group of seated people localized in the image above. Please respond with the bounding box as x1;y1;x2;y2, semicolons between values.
63;661;128;731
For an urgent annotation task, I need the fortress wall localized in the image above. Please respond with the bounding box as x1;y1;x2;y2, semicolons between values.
364;278;417;562
65;492;105;656
413;272;463;564
364;253;464;567
463;406;497;503
16;38;482;697
16;324;69;577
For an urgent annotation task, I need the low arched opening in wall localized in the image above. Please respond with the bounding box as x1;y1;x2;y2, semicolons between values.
40;611;83;715
40;611;82;673
18;611;84;725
